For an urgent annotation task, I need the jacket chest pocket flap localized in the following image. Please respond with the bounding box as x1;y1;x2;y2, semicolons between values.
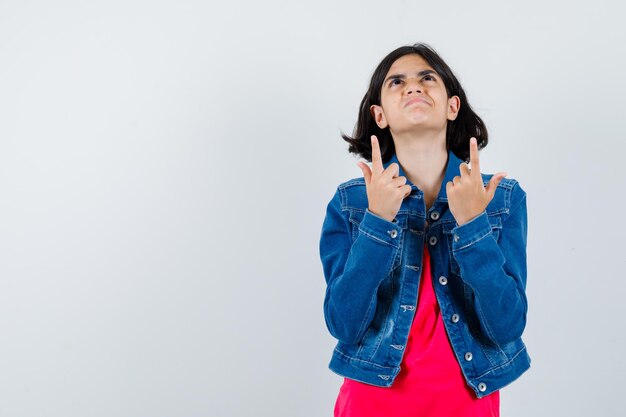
442;213;503;275
347;209;407;270
347;209;409;238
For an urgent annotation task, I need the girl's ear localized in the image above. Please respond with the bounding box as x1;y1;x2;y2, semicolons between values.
370;104;388;129
447;96;461;121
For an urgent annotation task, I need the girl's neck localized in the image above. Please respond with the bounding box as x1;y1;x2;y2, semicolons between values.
392;131;448;211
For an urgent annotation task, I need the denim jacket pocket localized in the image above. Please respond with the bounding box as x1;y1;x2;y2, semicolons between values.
348;209;366;242
355;274;395;361
348;209;407;270
442;213;504;275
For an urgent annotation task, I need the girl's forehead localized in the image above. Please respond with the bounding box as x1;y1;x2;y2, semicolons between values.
388;54;434;73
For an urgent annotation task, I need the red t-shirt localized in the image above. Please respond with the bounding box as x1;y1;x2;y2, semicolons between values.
334;244;500;417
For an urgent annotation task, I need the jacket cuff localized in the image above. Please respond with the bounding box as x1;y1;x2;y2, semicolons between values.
451;210;492;251
358;209;402;248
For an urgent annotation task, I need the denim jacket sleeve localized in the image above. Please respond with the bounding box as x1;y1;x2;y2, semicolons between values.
319;186;402;345
450;181;528;346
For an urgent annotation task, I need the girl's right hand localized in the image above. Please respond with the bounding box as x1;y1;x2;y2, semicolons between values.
357;135;412;222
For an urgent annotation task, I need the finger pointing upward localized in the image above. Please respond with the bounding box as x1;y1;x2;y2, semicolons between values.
469;137;480;177
371;135;384;176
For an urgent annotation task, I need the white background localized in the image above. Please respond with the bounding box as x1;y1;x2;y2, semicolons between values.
1;0;624;416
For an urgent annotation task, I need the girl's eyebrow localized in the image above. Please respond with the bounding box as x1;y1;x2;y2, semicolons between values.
384;69;437;84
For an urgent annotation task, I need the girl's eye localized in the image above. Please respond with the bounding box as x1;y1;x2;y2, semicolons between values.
389;76;436;87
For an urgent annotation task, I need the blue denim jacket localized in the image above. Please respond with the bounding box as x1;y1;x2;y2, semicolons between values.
319;148;531;398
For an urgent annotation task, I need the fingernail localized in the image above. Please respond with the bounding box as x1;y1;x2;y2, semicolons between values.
471;137;476;144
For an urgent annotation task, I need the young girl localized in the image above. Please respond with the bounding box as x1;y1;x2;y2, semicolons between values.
319;43;530;416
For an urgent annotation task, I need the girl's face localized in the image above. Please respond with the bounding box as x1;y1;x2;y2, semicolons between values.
370;53;460;138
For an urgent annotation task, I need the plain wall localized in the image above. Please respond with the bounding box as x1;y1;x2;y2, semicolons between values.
1;0;624;415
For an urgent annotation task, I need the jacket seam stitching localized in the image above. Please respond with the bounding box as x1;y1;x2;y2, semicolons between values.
454;228;492;251
474;345;527;379
358;228;396;248
333;347;397;370
474;293;498;344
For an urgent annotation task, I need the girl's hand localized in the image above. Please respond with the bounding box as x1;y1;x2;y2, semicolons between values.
357;135;412;222
446;137;507;226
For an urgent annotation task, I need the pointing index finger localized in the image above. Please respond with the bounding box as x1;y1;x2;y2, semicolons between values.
469;137;480;177
371;135;384;176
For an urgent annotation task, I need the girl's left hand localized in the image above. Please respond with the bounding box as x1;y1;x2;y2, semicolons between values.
446;137;507;226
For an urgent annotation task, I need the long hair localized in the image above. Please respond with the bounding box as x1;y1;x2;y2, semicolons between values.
341;43;488;163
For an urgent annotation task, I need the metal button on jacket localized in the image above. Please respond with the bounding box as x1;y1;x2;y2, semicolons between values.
451;313;460;323
389;229;398;238
428;236;437;246
478;382;487;392
438;276;448;285
465;352;473;361
453;234;460;242
430;211;440;221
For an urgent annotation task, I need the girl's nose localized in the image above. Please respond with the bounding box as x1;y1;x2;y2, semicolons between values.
405;79;422;94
